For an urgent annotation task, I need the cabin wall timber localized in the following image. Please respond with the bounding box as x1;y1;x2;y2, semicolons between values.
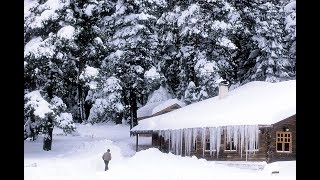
192;127;268;161
268;114;296;162
154;127;269;161
150;114;296;162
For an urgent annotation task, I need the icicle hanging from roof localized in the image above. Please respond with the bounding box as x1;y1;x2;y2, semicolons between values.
180;129;183;155
225;126;232;146
201;128;206;157
216;126;222;157
167;130;171;152
239;125;245;159
209;127;216;156
172;130;177;154
245;125;249;161
233;125;239;151
192;128;198;152
184;128;192;156
171;129;182;155
247;125;259;155
157;125;259;161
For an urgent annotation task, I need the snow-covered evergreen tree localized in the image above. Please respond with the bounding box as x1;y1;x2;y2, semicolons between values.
249;1;294;82
24;0;296;135
24;90;76;150
194;52;220;99
184;81;198;105
103;0;162;127
282;0;296;75
156;6;181;97
87;76;124;124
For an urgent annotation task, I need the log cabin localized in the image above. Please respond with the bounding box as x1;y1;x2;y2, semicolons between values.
131;80;296;163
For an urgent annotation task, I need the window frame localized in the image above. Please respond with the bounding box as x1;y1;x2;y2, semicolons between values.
194;140;197;151
224;135;237;152
245;141;259;152
276;131;292;153
204;138;217;152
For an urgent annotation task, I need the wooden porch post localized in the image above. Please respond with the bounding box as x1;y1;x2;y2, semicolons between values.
136;133;139;152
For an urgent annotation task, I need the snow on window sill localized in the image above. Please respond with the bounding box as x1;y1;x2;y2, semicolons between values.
204;150;217;152
246;149;259;152
224;150;237;152
276;151;291;153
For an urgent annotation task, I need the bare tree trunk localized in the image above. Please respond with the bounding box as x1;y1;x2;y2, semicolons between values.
43;115;53;151
130;88;138;127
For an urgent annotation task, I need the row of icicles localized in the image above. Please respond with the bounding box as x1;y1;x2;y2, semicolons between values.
158;125;259;160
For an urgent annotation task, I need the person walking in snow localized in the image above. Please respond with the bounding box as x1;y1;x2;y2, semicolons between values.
102;149;112;171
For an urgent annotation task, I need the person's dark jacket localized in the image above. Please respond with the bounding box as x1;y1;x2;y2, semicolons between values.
102;152;111;161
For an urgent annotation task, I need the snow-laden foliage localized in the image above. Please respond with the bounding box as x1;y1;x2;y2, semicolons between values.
25;91;54;119
24;91;76;141
79;65;100;90
55;113;76;134
147;86;173;104
87;76;124;124
184;81;198;105
249;1;295;82
194;52;221;99
24;0;296;132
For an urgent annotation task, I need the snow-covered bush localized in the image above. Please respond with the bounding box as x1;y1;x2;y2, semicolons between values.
55;113;76;135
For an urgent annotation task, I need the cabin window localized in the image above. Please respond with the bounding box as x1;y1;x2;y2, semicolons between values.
205;138;210;151
204;138;216;152
225;137;236;151
276;131;292;152
246;141;259;152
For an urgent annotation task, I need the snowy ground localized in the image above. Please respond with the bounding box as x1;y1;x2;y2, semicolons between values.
24;123;296;180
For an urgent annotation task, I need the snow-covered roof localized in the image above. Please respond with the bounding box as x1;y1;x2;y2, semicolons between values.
137;98;185;118
132;80;296;131
152;99;186;115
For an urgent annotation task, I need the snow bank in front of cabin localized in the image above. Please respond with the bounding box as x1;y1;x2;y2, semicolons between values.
98;148;295;180
132;80;296;131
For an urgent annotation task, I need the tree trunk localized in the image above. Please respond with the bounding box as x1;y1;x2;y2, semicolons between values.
84;101;92;121
76;74;87;123
43;115;54;151
130;88;138;127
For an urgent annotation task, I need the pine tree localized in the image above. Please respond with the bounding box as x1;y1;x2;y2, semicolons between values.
24;90;76;150
223;0;258;84
103;0;160;128
194;52;220;99
156;5;181;98
282;0;296;76
184;81;198;105
87;76;124;124
249;1;293;82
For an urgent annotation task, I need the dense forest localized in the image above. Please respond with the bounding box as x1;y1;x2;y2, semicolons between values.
24;0;295;149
